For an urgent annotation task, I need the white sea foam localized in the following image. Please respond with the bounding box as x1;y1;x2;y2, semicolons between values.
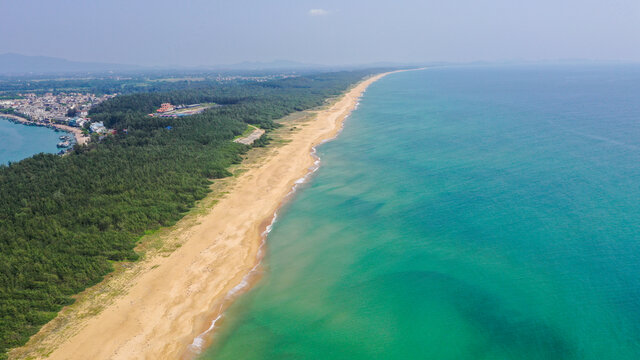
262;213;277;236
188;312;222;353
188;210;275;355
187;85;366;354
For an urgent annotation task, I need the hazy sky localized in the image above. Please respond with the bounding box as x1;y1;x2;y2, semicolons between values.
2;0;640;66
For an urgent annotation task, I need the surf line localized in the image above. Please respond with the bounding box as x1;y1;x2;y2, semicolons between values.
186;92;366;355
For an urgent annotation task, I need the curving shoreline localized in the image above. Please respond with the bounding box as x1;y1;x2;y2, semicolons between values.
10;71;398;360
0;113;90;146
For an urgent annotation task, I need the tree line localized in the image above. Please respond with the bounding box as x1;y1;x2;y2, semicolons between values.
0;69;380;357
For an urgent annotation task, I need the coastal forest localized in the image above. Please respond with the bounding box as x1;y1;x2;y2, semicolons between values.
0;70;378;357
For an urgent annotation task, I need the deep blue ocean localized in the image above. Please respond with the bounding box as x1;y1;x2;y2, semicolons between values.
201;65;640;359
0;118;67;164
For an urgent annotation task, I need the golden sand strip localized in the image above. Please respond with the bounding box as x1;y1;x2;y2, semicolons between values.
11;71;395;360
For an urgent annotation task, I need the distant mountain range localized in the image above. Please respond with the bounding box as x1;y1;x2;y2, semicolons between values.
2;53;621;76
0;53;422;76
214;59;323;70
214;60;419;71
0;54;333;75
0;53;144;75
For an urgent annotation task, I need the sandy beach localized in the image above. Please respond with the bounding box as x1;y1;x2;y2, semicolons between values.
10;71;392;360
0;113;90;146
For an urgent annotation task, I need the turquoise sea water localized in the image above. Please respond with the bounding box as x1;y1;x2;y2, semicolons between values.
0;118;65;164
202;66;640;359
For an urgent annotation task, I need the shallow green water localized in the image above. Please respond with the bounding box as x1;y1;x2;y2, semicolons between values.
201;66;640;359
0;118;65;164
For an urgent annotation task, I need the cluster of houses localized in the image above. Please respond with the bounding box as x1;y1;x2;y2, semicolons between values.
148;102;214;118
0;92;116;129
69;117;89;128
89;121;108;134
157;102;175;113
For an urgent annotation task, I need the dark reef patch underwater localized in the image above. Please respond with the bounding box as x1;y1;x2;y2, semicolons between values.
202;66;640;359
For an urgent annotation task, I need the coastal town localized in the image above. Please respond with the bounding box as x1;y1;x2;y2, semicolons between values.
0;92;115;124
0;93;231;151
0;92;116;148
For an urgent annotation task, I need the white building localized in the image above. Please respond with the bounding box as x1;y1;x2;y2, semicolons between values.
90;121;107;134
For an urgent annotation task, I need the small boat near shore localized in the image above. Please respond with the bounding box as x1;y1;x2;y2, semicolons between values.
57;141;70;148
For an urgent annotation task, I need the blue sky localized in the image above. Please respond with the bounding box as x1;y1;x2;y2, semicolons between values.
1;0;640;66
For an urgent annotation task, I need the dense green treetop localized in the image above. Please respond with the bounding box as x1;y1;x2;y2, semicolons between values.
0;69;380;358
